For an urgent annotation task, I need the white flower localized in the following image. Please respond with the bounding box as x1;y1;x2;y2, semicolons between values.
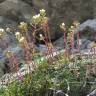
20;22;26;26
40;9;46;14
6;27;10;32
40;9;46;17
0;28;5;37
70;26;74;29
15;32;22;41
33;14;40;20
0;28;4;33
39;34;44;40
32;14;40;24
60;22;66;31
19;22;28;32
33;16;37;19
20;22;27;28
15;32;20;36
39;34;43;37
36;14;40;18
61;23;65;27
65;94;69;96
19;37;25;43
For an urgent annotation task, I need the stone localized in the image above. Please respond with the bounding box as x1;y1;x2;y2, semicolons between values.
0;0;33;23
77;19;96;41
54;37;92;50
53;37;64;49
3;45;23;59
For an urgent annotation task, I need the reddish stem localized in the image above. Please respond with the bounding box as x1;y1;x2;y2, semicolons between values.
77;32;80;52
43;24;53;59
71;33;74;52
12;55;23;81
64;32;66;49
64;32;67;57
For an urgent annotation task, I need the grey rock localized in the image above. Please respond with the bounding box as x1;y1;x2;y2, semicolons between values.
0;45;24;77
76;39;92;50
54;37;64;49
36;44;47;52
78;19;96;31
0;0;33;23
77;19;96;41
0;16;17;27
3;45;23;59
54;37;92;50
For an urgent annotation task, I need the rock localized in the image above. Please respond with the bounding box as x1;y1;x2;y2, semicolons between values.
54;36;93;50
77;19;96;41
0;16;17;27
54;37;64;49
3;45;23;59
0;45;24;77
75;39;92;50
0;0;33;23
78;19;96;31
36;44;47;52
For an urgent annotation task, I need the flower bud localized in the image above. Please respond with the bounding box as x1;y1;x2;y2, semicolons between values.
39;34;44;40
40;9;46;16
15;32;22;41
0;28;5;38
32;14;40;24
5;51;13;58
60;23;66;31
73;21;80;28
19;22;28;32
19;36;25;43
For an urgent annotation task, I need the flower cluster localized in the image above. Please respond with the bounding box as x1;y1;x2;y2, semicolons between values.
68;21;80;41
0;28;5;38
15;32;27;47
18;36;25;43
5;51;13;58
15;32;22;41
15;32;27;48
32;9;48;25
19;22;28;32
73;21;80;28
